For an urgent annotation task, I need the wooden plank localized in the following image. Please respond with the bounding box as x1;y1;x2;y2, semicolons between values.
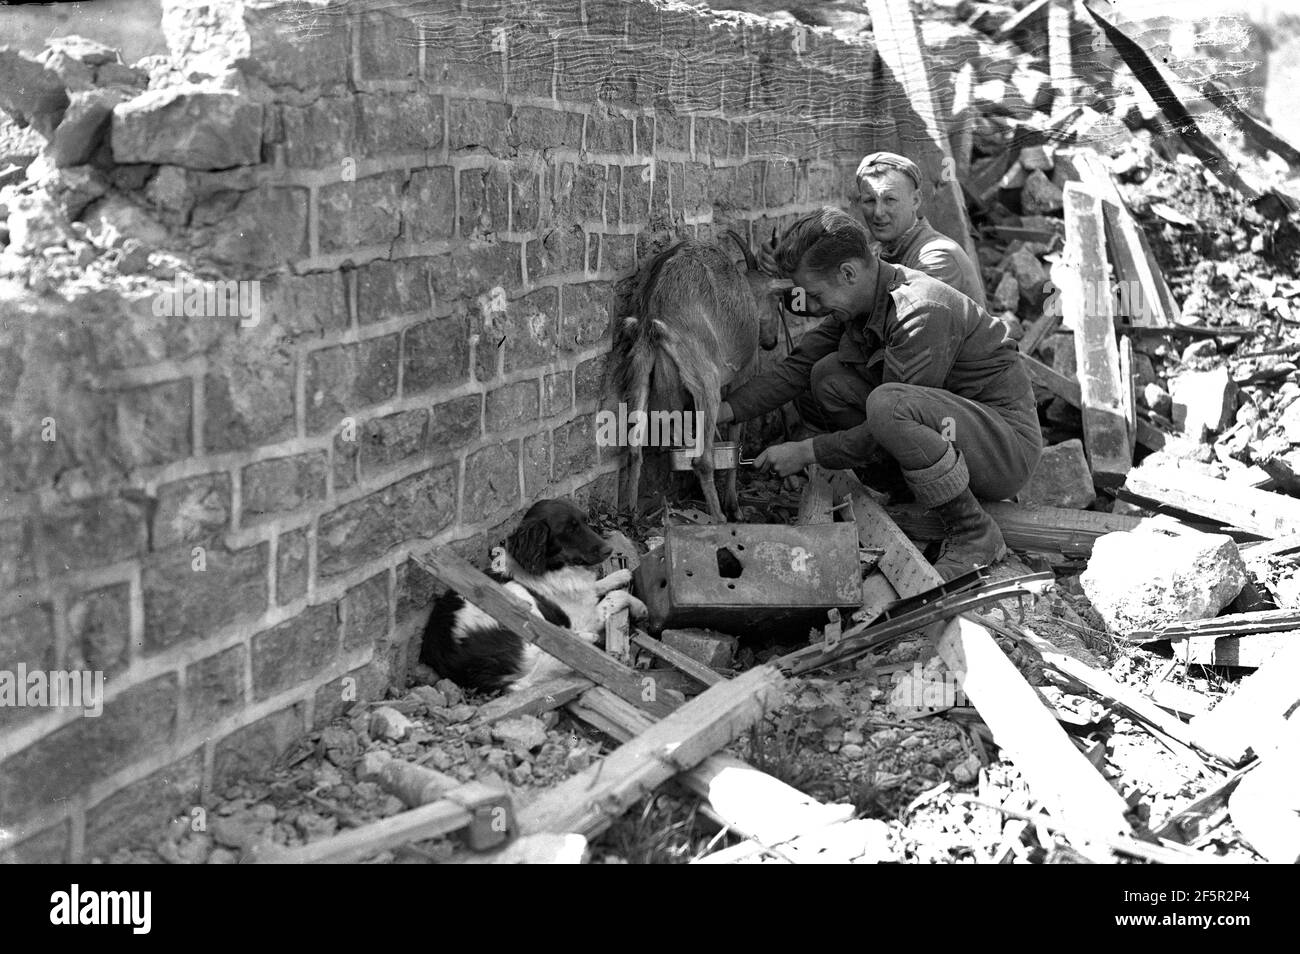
1018;310;1061;359
827;469;1133;837
414;548;677;720
1048;0;1073;108
865;0;985;304
1067;149;1179;327
1240;531;1300;558
949;62;976;185
604;607;631;662
473;675;594;727
887;500;1141;558
569;686;856;853
518;665;785;837
1021;352;1174;453
631;632;724;687
1063;182;1132;483
1155;765;1254;843
1122;466;1300;539
1119;335;1136;450
1201;78;1300;170
1145;609;1300;640
1189;640;1300;766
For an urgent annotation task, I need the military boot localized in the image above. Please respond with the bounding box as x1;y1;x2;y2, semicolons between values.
902;445;1006;581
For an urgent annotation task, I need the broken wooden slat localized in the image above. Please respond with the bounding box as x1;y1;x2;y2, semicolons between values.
519;665;784;837
414;548;676;719
604;607;631;662
865;0;985;304
256;781;510;863
1154;764;1254;844
1018;310;1061;358
1142;608;1300;641
1239;532;1300;558
631;632;723;687
886;500;1141;558
828;470;1133;837
1022;353;1171;451
1063;181;1132;484
1181;633;1296;669
1189;640;1300;766
796;465;836;525
473;675;594;727
1201;78;1300;170
1122;466;1300;539
1119;335;1136;449
1047;0;1072;108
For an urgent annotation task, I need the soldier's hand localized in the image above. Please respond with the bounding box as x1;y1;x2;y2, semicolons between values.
754;440;816;478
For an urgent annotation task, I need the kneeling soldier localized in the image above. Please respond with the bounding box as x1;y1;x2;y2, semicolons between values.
719;207;1043;580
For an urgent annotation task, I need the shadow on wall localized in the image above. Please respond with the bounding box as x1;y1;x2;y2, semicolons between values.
1;0;167;64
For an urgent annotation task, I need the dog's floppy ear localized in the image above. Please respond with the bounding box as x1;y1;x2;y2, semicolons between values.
507;517;550;575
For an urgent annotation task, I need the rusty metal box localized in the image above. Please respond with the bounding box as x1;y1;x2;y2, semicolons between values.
633;523;863;636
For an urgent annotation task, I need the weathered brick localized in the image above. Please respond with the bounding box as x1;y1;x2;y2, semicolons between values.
358;10;418;81
587;117;632;153
622;164;651;224
200;184;308;272
316;466;457;579
358;91;442;154
459;164;509;238
212;704;303;793
358;409;429;477
508;107;581;151
522;431;551;497
464;442;520;522
204;362;295;453
587;233;600;272
428;242;521;299
185;644;246;731
426;19;506;92
556;41;611;103
602;232;635;273
403;315;470;393
684;161;710;213
142;543;268;653
561;282;613;352
279;97;358;168
542;370;572;417
41;496;147;574
396;557;438;626
553;413;598;475
448;99;510;155
241;452;327;524
313;661;387;728
510;165;541;232
318;172;404;254
305;335;400;434
698;118;733;159
242;4;351;89
343;572;388;652
505;29;554;98
153;473;230;549
403;167;455;243
115;379;191;468
111;87;263;168
496;288;557;375
66;584;129;674
357;258;432;325
562;163;607;221
575;355;607;403
251;603;339;701
429;394;481;450
486;380;540;432
0;674;177;823
262;270;350;339
657;115;691;152
276;526;309;605
764;159;797;207
334;427;359;490
0;602;54;676
527;225;586;279
84;752;203;862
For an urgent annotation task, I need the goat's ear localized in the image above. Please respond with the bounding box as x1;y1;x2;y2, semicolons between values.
507;518;550;575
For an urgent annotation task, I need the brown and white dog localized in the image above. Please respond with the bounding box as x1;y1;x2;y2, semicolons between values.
420;499;647;692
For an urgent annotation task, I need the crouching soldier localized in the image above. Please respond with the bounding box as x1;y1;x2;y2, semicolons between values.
718;207;1043;580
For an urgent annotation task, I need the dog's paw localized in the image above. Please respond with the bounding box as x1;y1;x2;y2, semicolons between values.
489;546;510;576
602;568;634;590
625;595;649;620
575;630;602;645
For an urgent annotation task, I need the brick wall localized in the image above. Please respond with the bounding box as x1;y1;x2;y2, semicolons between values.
0;0;916;861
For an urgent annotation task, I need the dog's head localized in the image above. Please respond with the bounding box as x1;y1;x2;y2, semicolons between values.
505;499;613;576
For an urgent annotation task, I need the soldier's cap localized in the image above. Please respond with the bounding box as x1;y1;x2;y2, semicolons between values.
856;152;922;190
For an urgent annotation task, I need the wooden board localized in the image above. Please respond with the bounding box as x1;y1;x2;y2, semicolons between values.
886;500;1142;558
828;469;1134;837
1022;353;1169;452
1047;0;1073;108
1123;466;1300;539
473;675;594;727
631;632;724;687
865;0;985;304
1063;182;1132;483
414;549;677;720
518;665;785;837
1181;633;1299;668
1190;640;1300;766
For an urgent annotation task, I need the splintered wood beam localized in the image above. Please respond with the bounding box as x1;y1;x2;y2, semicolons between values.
1048;0;1073;108
1063;182;1133;484
414;548;677;720
1201;79;1300;170
631;633;724;687
1139;609;1300;641
885;500;1142;558
1122;466;1300;539
1180;633;1298;669
1063;149;1179;327
865;0;985;304
518;665;785;837
1022;348;1169;452
473;675;594;727
827;470;1133;837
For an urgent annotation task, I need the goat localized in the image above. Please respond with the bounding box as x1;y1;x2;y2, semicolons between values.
610;231;789;522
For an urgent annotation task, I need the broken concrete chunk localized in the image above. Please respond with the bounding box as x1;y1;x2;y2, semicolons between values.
111;85;263;169
661;627;738;669
991;271;1020;312
0;48;70;136
1169;367;1237;440
369;706;414;741
1018;145;1053;171
1019;439;1096;509
1081;524;1247;634
490;715;548;752
1021;169;1065;214
1142;383;1172;418
1003;246;1048;306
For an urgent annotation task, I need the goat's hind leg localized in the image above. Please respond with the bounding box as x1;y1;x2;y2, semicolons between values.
690;406;727;524
722;420;743;520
